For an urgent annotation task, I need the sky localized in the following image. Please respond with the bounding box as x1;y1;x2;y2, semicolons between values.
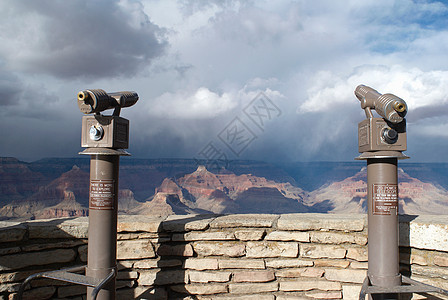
1;0;448;163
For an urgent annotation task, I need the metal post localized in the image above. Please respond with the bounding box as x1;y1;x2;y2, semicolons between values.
17;90;138;300
355;85;407;299
355;85;448;299
366;158;400;300
86;154;119;300
78;90;138;300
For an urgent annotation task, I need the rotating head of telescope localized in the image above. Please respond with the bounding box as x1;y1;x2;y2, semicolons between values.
77;89;139;149
355;85;407;154
77;89;138;116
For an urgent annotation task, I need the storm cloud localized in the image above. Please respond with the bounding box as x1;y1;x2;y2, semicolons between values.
0;0;167;78
1;0;448;163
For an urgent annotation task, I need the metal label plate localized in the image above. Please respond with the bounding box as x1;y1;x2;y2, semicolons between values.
90;180;115;210
373;184;398;215
359;123;369;147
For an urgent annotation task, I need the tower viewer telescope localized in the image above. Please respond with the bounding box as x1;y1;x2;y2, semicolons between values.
78;89;138;115
355;85;407;123
18;89;139;300
356;85;448;300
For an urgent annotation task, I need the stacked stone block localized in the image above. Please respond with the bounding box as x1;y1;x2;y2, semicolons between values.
0;214;447;299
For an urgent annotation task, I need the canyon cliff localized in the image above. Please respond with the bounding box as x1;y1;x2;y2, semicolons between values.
306;167;448;214
141;165;308;215
1;158;447;219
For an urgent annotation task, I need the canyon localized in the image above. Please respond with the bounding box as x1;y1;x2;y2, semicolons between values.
0;157;447;220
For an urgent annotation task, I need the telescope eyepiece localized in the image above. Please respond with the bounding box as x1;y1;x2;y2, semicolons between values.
77;91;89;102
393;101;406;113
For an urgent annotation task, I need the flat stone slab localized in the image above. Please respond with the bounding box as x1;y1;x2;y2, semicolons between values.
246;241;298;258
138;269;188;286
232;270;275;282
171;283;228;295
189;270;231;283
0;248;76;271
0;222;27;242
265;231;310;242
265;259;313;268
229;281;278;294
277;214;366;231
27;217;88;239
279;279;341;291
172;231;235;241
399;215;448;252
117;239;155;260
210;214;278;228
162;214;216;232
193;242;245;257
184;258;219;270
218;258;266;269
301;244;347;259
234;229;265;241
311;231;367;245
324;268;366;284
118;215;166;233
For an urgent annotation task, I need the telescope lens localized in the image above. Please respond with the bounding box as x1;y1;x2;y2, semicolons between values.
393;101;406;113
78;91;88;101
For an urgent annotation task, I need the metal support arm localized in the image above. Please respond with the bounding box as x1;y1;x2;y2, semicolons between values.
360;276;448;299
17;265;116;300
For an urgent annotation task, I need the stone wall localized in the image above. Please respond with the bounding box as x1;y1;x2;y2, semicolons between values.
0;214;447;300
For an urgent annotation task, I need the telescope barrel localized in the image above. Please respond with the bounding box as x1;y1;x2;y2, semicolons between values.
355;85;407;123
78;89;139;114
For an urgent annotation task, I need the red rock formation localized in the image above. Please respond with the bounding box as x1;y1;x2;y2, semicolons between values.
130;192;207;217
0;157;48;204
118;189;141;213
306;167;448;214
0;165;90;220
155;165;307;214
34;190;88;219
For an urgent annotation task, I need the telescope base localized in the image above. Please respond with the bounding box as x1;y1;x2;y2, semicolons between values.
17;265;116;300
359;276;448;300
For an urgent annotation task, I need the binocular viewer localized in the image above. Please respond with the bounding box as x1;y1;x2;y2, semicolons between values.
77;89;139;149
355;85;407;154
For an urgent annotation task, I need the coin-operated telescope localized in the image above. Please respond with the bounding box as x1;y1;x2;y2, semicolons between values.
18;89;139;300
78;89;138;300
78;89;138;149
355;85;407;155
355;85;448;300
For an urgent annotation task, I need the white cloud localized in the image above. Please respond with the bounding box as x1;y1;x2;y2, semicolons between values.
147;84;285;120
412;121;448;138
149;87;237;119
299;65;448;122
2;0;448;161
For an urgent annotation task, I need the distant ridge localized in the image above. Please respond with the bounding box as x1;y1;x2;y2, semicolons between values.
306;167;448;214
1;157;447;219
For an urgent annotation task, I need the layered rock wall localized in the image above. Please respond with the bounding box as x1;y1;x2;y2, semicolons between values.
0;214;447;299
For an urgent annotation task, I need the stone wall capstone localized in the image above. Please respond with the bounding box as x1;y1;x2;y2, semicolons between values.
0;214;447;300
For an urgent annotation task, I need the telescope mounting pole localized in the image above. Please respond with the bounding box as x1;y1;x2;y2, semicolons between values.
80;149;126;300
355;85;448;300
78;90;137;300
355;85;408;300
17;90;138;300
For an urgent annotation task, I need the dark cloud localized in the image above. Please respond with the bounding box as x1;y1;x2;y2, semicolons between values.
0;71;22;106
1;0;167;79
1;1;448;163
408;103;448;122
0;72;65;120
